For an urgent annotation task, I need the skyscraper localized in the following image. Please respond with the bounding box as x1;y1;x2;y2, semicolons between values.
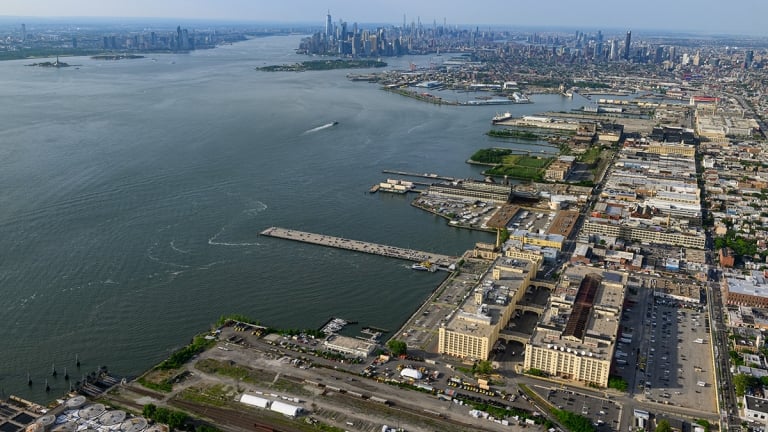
623;30;631;60
745;50;754;69
21;23;26;42
325;11;332;38
610;40;619;61
595;30;603;59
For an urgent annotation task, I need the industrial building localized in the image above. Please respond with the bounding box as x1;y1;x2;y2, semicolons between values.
582;140;706;249
508;229;565;251
524;267;627;387
723;271;768;308
438;250;541;360
427;180;512;203
323;334;376;359
581;220;706;249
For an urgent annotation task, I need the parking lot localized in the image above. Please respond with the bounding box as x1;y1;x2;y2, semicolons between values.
633;292;717;413
506;209;555;237
399;257;493;353
412;195;500;230
532;385;622;431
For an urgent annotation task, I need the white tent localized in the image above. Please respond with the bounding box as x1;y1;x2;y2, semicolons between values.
270;400;301;417
400;368;423;380
239;394;270;408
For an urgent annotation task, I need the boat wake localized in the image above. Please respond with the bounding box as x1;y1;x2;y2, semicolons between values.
170;240;191;254
147;245;192;269
208;201;268;247
208;226;262;247
302;122;337;135
407;124;425;134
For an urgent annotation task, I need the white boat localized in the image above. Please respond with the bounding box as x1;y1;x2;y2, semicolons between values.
492;112;513;123
412;261;436;272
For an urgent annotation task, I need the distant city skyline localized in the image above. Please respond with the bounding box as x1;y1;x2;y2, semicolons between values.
2;0;767;36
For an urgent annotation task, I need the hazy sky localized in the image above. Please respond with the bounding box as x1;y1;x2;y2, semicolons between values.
3;0;767;35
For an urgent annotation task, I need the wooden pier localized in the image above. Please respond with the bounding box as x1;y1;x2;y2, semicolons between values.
260;227;457;269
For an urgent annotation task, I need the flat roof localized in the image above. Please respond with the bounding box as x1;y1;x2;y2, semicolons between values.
746;395;768;414
487;204;520;229
727;271;768;298
443;258;535;337
548;210;580;237
324;335;375;355
529;267;626;357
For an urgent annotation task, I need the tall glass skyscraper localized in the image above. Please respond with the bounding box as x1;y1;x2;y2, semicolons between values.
624;30;632;60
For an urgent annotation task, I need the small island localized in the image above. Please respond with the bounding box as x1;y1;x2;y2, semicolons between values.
91;54;145;60
257;59;386;72
26;56;71;68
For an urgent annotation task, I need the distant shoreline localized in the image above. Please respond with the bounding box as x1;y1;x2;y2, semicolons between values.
91;54;145;60
257;59;387;72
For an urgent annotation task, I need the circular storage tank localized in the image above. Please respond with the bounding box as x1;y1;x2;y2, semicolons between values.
36;414;56;428
99;410;126;426
120;417;148;432
25;424;44;432
51;422;77;432
78;403;106;420
65;395;87;409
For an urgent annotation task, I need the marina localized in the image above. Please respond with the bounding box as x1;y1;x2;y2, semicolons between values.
260;227;458;269
320;317;353;335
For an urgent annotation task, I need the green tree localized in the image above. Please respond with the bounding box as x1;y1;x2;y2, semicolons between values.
734;373;759;396
470;148;513;164
695;419;711;432
553;409;596;432
387;339;407;356
154;407;170;425
142;404;157;419
608;376;628;392
499;228;510;243
474;360;493;375
656;419;672;432
167;410;188;429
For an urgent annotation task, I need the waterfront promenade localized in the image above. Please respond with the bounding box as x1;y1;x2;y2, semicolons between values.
260;227;457;268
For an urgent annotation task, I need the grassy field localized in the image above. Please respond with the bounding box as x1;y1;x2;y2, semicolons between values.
501;155;552;168
486;154;553;181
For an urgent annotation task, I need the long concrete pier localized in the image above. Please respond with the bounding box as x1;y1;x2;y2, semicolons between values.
381;170;455;182
260;227;457;269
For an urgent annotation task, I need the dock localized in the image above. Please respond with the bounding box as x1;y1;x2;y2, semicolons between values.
381;170;455;182
260;227;457;269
